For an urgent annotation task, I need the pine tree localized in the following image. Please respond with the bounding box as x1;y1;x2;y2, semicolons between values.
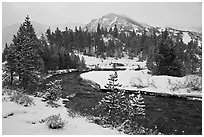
54;27;63;52
94;71;146;128
147;30;184;77
107;39;115;57
5;43;16;85
80;56;86;70
8;15;44;90
62;27;70;50
46;28;54;46
39;34;50;73
184;40;199;74
2;43;8;62
105;71;122;91
97;23;101;36
113;24;118;38
128;93;145;118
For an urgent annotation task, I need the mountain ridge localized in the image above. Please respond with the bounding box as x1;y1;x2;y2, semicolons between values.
2;13;201;49
84;13;201;46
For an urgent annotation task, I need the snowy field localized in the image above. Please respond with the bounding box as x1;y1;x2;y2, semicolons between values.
2;92;123;135
81;70;202;98
78;54;146;70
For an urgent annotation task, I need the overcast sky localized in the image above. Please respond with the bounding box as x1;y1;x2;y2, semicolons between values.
2;2;202;28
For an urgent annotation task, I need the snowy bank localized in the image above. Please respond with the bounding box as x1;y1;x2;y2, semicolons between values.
77;54;146;70
2;91;123;135
80;70;202;98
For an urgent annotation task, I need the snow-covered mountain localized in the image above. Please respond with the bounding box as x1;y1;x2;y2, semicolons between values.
166;27;202;46
2;13;202;49
85;13;149;33
85;13;202;46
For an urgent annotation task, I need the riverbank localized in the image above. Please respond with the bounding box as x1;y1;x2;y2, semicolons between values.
2;88;122;135
81;70;202;99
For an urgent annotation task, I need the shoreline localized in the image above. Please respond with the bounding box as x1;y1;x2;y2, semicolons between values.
80;70;202;100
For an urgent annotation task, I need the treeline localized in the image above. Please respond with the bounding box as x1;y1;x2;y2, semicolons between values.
38;22;201;76
39;33;86;72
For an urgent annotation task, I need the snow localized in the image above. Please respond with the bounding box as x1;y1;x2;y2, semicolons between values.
81;70;202;98
182;32;192;44
198;40;202;47
2;94;123;135
110;17;118;26
77;54;146;70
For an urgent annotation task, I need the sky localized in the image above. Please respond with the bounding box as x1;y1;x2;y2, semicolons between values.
2;2;202;29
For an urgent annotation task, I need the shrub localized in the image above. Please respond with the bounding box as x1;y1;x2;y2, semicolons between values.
129;71;150;88
167;79;183;91
43;114;66;129
9;90;34;106
130;76;149;88
184;75;202;91
44;80;62;101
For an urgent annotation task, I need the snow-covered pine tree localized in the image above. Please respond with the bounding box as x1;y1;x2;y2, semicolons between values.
44;80;62;102
94;71;123;126
128;92;145;118
105;71;122;91
94;71;146;131
7;15;44;90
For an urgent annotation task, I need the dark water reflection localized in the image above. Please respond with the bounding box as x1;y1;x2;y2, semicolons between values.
142;95;202;135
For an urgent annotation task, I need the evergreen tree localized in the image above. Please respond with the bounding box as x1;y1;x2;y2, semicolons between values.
80;56;86;70
2;43;8;62
105;71;122;91
8;15;44;90
39;34;50;73
62;27;70;50
94;71;146;129
5;43;16;85
97;23;101;36
46;28;54;46
107;40;115;57
54;27;63;52
184;40;199;74
113;24;118;38
154;30;184;76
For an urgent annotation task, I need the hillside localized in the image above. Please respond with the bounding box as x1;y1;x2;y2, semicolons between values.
84;13;202;46
2;22;84;49
85;13;146;32
2;22;47;49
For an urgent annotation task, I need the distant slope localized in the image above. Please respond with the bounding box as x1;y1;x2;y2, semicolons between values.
2;22;85;49
84;13;202;47
49;22;85;31
2;21;48;48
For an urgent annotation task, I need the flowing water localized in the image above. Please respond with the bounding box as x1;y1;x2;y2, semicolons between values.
142;95;202;135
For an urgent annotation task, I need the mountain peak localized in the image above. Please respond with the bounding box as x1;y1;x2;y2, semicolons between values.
102;13;120;18
85;13;147;32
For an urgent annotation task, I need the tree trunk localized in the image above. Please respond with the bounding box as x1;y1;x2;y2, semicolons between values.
10;69;13;86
